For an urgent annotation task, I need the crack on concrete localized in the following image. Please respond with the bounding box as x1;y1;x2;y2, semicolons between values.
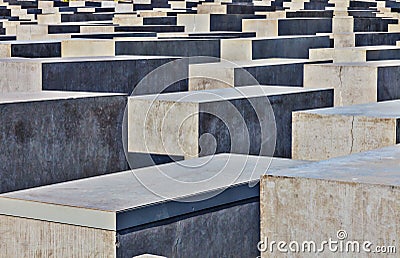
350;116;355;154
338;66;344;105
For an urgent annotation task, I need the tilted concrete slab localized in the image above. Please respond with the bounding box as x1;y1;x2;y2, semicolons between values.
0;154;308;257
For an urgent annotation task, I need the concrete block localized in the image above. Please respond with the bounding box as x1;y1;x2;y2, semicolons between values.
197;3;227;14
0;91;128;193
260;145;399;257
113;15;143;26
0;154;308;257
304;60;400;106
128;86;333;158
16;25;48;41
0;56;185;94
37;13;62;25
177;14;210;32
242;19;278;37
189;59;314;89
61;39;115;57
310;46;400;62
221;35;331;61
292;100;400;160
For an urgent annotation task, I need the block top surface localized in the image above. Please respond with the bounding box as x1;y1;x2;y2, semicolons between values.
296;100;400;118
0;91;125;104
267;145;400;187
129;85;331;103
1;154;307;212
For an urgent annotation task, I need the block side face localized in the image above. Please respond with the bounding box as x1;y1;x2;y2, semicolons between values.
397;119;400;144
292;112;397;161
0;215;116;257
128;98;199;157
61;40;115;58
11;43;61;58
377;66;400;102
304;65;377;106
117;199;260;258
189;65;234;91
260;176;399;258
0;61;42;93
0;44;11;58
221;39;252;61
0;96;128;193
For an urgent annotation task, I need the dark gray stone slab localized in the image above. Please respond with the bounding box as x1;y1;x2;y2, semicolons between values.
0;91;128;193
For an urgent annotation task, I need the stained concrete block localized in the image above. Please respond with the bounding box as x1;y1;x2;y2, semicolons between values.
197;3;227;14
304;60;400;106
177;14;210;32
0;91;128;193
0;56;185;94
260;145;399;257
189;58;315;89
0;154;308;257
292;100;400;161
128;86;333;158
242;19;278;37
221;35;331;61
61;39;115;57
115;38;220;57
309;45;400;62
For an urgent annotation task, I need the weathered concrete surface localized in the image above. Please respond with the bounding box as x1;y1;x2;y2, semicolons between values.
0;215;116;258
189;59;314;90
128;86;333;158
304;60;400;106
0;91;128;193
0;56;185;94
260;145;400;257
292;100;400;161
0;154;308;257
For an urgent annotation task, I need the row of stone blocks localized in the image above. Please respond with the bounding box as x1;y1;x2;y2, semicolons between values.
0;145;398;257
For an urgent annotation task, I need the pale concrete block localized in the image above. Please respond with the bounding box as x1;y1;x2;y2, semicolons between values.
128;86;333;158
0;60;42;93
138;11;168;17
69;1;85;7
115;3;134;13
169;1;186;8
304;63;377;106
61;39;115;57
333;47;366;62
292;100;400;160
332;17;354;34
189;61;234;90
221;38;252;61
177;14;210;32
309;48;334;61
38;1;54;8
334;33;355;48
16;25;48;41
77;7;96;13
80;26;115;34
0;43;11;58
37;13;61;24
41;7;59;14
197;3;227;14
242;19;278;38
260;145;399;258
255;11;286;19
102;1;117;7
113;15;143;26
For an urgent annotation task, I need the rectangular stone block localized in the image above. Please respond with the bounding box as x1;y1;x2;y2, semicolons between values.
309;46;400;62
189;58;316;89
292;100;400;161
0;91;128;193
260;145;399;257
242;19;278;37
0;154;307;257
0;56;186;94
115;38;220;57
221;35;331;61
177;14;210;32
128;86;333;158
61;39;115;57
304;60;400;106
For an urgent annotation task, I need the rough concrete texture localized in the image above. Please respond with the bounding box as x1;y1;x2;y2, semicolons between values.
0;91;128;193
292;100;400;160
128;86;333;158
260;145;400;257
